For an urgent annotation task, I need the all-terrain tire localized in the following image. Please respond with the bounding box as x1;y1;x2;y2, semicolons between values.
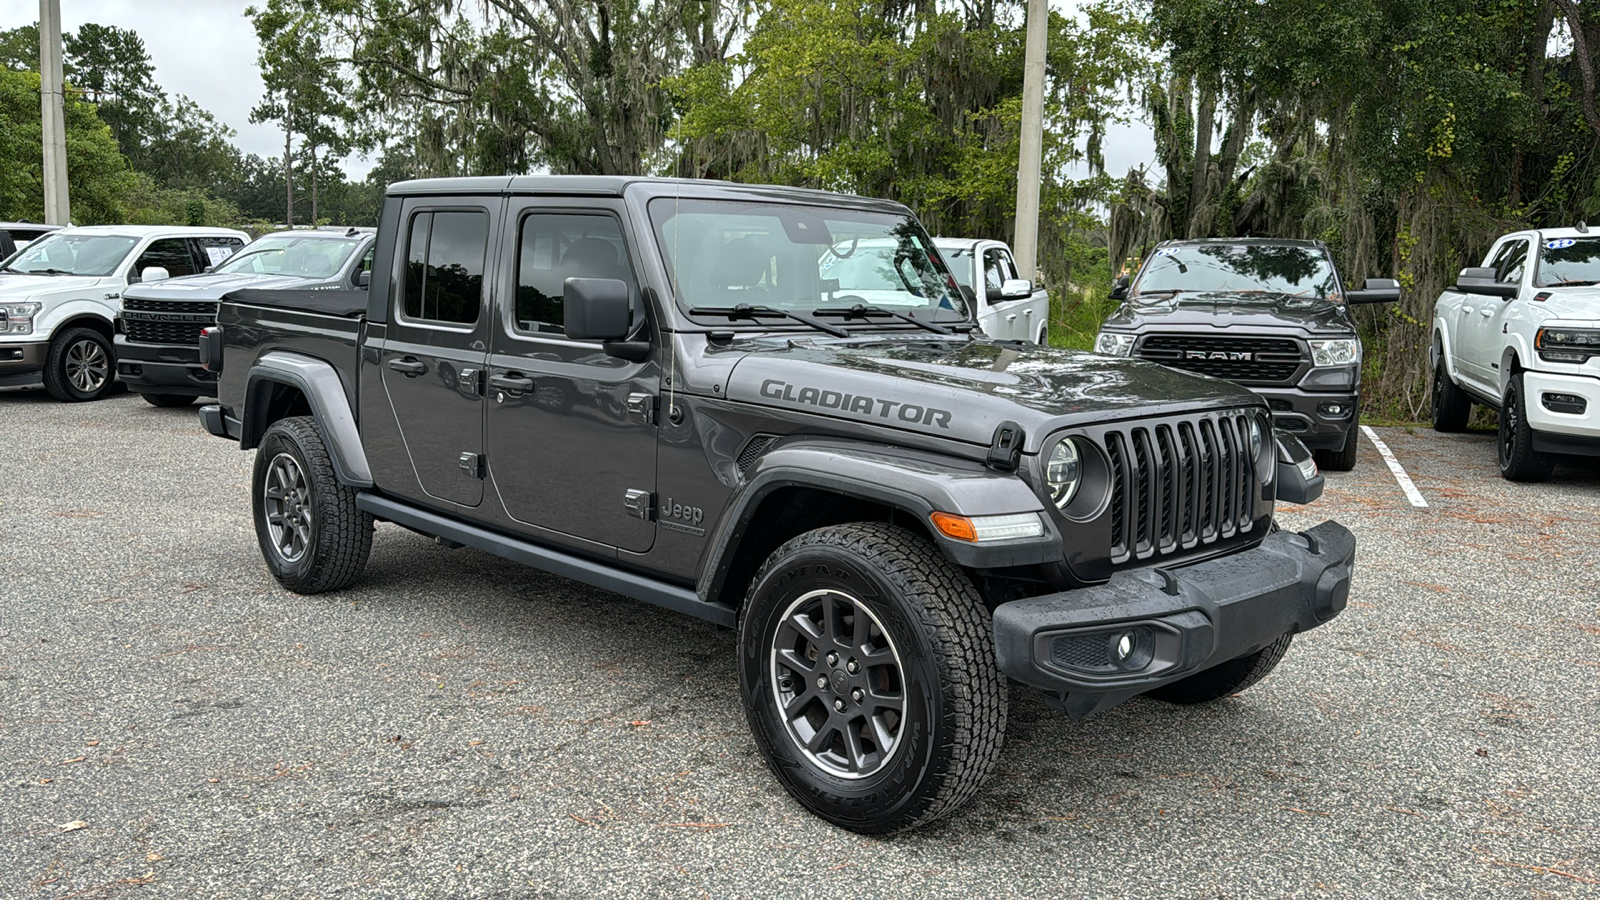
1314;416;1360;472
738;522;1007;833
1144;633;1294;705
1497;372;1553;482
42;327;115;402
141;393;194;408
1430;357;1471;433
252;416;373;593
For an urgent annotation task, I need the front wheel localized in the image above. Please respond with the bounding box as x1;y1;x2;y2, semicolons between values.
1144;634;1294;705
252;416;373;593
1314;415;1360;472
1497;373;1553;482
42;327;115;401
739;523;1007;834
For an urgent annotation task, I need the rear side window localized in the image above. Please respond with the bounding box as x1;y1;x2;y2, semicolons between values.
403;211;488;325
134;238;199;279
514;213;637;336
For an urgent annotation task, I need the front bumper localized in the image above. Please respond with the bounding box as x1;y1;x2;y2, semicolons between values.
992;520;1354;718
0;341;47;386
113;336;217;397
1523;370;1600;447
1253;386;1357;450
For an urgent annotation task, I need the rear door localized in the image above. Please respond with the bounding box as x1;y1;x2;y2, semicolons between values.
377;201;496;509
483;198;659;553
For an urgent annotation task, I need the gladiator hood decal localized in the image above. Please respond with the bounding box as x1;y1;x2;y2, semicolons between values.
723;339;1261;449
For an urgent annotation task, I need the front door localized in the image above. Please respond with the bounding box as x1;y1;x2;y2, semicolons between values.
982;246;1026;339
378;203;495;508
484;201;659;553
1461;237;1528;393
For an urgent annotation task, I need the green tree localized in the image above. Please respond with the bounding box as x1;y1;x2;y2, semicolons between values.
0;68;136;224
64;23;167;166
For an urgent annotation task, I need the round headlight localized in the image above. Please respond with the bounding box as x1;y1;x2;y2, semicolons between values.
1248;415;1263;461
1046;440;1081;509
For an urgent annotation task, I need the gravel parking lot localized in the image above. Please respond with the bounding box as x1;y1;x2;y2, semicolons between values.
2;386;1597;898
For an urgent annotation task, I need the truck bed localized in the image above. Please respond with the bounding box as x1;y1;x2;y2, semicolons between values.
214;289;366;418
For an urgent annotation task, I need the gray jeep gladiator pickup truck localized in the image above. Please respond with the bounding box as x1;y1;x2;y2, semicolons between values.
198;176;1354;833
1094;239;1399;471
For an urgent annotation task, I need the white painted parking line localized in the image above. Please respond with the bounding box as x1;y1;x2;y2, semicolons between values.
1360;425;1428;508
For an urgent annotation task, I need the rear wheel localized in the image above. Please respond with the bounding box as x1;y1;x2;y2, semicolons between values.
1497;372;1553;482
739;523;1007;833
252;416;373;593
141;393;194;408
42;327;115;402
1145;634;1294;705
1430;357;1471;432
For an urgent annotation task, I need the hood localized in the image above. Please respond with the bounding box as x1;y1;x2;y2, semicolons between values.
721;337;1261;450
1529;285;1600;322
122;272;313;301
0;274;110;300
1102;291;1354;334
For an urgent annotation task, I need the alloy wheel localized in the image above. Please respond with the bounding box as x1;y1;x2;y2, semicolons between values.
65;339;109;393
262;452;313;563
769;588;906;779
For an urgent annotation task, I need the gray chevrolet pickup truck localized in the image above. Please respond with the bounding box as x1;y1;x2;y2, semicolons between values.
198;176;1354;833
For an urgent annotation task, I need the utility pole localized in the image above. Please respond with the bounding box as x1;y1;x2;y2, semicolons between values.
39;0;70;225
1012;0;1047;281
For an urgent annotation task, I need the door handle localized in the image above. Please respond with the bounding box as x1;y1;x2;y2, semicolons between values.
1480;307;1493;316
1006;314;1017;322
489;372;534;393
387;357;426;376
1024;308;1034;316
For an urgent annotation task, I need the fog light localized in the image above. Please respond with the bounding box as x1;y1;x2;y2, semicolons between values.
1542;392;1588;415
1318;401;1352;418
1;348;21;360
1116;632;1133;660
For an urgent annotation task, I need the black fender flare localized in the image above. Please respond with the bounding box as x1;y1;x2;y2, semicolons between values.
697;438;1059;605
241;351;373;487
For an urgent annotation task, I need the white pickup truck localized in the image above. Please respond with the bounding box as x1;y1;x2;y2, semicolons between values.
932;238;1051;344
0;225;248;401
1431;226;1600;480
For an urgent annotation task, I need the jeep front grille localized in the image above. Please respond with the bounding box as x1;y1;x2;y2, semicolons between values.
1137;335;1304;384
121;298;217;345
1103;413;1256;563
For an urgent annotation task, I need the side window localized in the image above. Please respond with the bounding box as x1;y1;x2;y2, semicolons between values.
983;250;1004;295
514;212;637;337
194;237;242;270
996;250;1018;286
402;211;488;325
133;238;199;279
1492;239;1529;284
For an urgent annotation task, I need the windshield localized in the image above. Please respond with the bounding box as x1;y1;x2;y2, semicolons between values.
214;235;361;279
938;247;975;289
1;233;138;276
649;199;968;321
1535;237;1600;286
1135;244;1338;300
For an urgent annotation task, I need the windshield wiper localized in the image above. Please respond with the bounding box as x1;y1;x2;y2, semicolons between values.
20;267;74;276
812;304;951;335
686;304;852;338
1544;280;1600;287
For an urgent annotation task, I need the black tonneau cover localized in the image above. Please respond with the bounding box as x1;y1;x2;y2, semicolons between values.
221;288;367;318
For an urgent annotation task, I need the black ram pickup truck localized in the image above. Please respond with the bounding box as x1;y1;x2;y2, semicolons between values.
1094;239;1399;470
198;177;1354;833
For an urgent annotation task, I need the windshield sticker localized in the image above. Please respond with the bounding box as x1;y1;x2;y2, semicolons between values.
1546;239;1578;250
205;246;236;266
1154;247;1180;257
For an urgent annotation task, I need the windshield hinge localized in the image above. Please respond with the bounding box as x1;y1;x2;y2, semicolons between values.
986;421;1024;472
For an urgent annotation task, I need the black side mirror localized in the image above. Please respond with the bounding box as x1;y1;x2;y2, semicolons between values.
1346;277;1400;304
1274;430;1325;505
563;277;632;342
357;269;371;289
1109;273;1130;301
1454;266;1517;298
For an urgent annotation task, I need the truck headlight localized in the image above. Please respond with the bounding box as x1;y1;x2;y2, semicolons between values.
0;301;41;335
1094;332;1135;357
1309;338;1360;367
1045;439;1082;509
1536;326;1600;363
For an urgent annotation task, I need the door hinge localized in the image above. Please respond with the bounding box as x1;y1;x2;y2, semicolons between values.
458;367;483;396
458;452;485;479
623;489;654;520
626;392;656;425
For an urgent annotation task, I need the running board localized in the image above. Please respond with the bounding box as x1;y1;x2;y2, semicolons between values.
356;493;734;627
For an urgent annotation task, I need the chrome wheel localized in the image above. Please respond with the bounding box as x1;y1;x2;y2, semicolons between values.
769;588;906;779
262;452;313;563
65;338;109;393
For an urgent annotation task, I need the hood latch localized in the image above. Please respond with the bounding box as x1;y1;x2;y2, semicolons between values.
986;421;1024;472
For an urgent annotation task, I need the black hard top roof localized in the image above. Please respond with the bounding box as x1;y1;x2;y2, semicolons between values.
384;175;911;216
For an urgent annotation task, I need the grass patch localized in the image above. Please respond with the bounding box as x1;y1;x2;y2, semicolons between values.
1048;285;1117;351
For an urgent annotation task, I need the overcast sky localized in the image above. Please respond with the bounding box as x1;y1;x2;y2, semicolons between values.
1;0;1156;185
